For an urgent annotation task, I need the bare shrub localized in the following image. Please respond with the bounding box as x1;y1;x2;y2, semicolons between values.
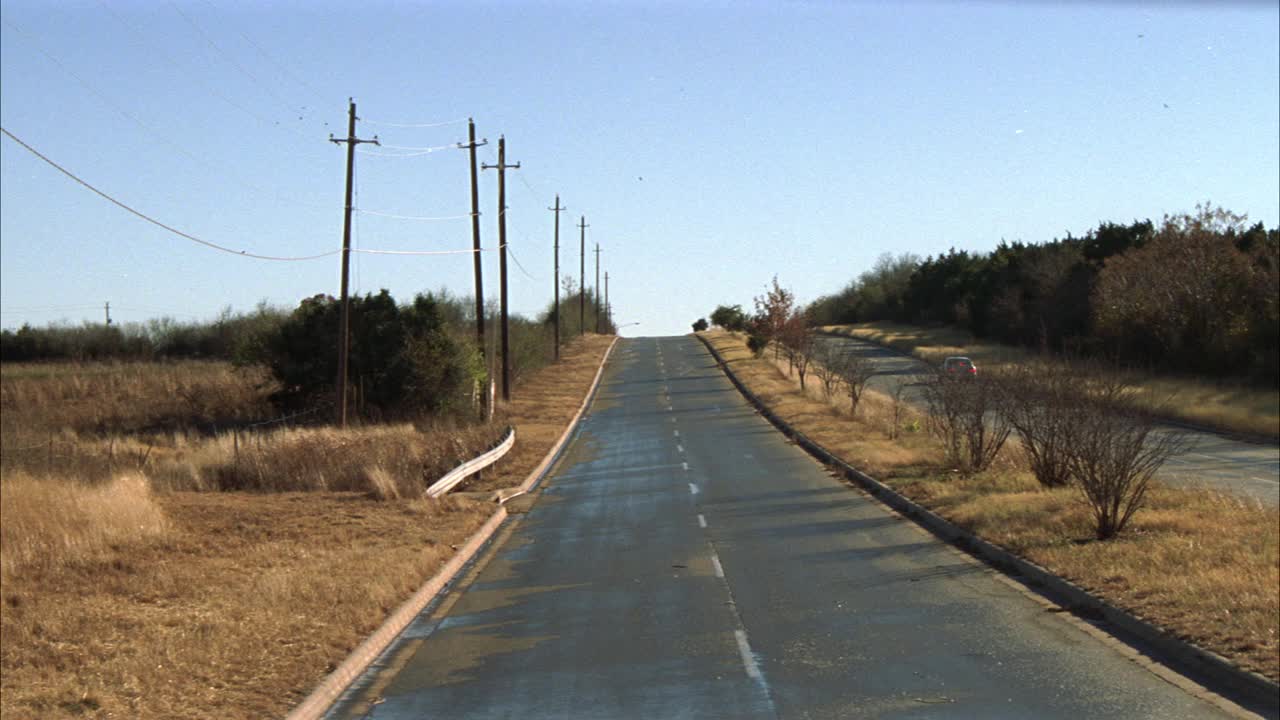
997;362;1078;488
922;373;1011;474
1066;378;1192;539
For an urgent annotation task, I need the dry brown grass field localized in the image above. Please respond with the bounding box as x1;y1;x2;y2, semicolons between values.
702;329;1280;682
823;321;1280;440
0;334;615;720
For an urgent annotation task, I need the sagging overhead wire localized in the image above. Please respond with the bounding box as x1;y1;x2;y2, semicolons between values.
505;243;540;282
0;127;339;262
361;117;468;129
357;145;456;158
1;14;333;212
354;247;490;256
84;2;331;152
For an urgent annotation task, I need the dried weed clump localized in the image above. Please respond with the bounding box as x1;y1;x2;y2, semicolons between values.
0;471;169;580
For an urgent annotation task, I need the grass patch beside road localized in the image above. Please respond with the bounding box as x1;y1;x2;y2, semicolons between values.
701;329;1280;683
0;334;616;720
823;321;1280;440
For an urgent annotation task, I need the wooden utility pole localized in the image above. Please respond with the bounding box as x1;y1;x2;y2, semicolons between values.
458;119;488;416
578;216;588;336
549;195;566;360
329;99;379;427
481;136;520;402
104;301;111;326
604;272;610;332
594;243;602;334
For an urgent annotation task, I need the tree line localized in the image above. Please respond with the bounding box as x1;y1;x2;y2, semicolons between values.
802;204;1278;384
2;287;615;422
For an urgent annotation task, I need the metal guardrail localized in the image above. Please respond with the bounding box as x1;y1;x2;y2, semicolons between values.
425;426;515;498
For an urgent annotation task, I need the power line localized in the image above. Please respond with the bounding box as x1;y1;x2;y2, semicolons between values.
195;0;331;110
356;146;456;158
506;243;539;282
361;117;468;129
353;247;489;256
165;0;314;128
1;127;338;262
1;14;331;212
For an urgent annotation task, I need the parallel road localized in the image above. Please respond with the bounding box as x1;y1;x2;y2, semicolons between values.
814;334;1280;507
327;336;1247;719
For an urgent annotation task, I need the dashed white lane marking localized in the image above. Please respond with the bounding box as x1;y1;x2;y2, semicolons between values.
682;462;689;471
734;629;765;683
673;429;680;438
668;405;674;411
677;444;684;454
698;513;707;528
710;551;725;578
688;482;699;495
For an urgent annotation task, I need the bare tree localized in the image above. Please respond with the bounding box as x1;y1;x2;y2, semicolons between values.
829;347;879;417
922;372;1011;475
810;341;841;399
889;379;912;440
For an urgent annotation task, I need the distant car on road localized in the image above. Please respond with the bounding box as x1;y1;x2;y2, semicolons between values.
943;356;977;377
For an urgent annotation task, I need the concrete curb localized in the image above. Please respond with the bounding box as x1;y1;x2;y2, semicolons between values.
285;336;619;720
283;507;508;720
696;333;1280;717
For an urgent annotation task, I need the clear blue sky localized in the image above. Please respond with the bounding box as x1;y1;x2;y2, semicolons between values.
2;0;1277;338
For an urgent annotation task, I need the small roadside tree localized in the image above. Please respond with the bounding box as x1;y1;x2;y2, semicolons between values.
829;346;879;417
692;318;709;332
753;275;795;361
778;310;814;390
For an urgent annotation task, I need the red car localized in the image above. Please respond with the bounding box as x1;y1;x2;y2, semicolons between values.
943;356;977;377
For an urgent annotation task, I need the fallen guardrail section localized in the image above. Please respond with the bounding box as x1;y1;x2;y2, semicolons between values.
425;426;515;498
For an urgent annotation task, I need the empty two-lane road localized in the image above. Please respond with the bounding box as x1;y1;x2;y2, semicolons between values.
327;336;1243;720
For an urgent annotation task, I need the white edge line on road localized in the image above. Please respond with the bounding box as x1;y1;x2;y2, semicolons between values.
698;513;707;528
734;629;764;682
709;550;725;578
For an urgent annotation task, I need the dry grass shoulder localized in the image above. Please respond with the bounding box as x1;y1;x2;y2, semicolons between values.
1;476;489;719
0;335;616;719
823;321;1280;440
701;329;1280;682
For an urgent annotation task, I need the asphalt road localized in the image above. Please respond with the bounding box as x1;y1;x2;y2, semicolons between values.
326;336;1247;719
814;334;1280;507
